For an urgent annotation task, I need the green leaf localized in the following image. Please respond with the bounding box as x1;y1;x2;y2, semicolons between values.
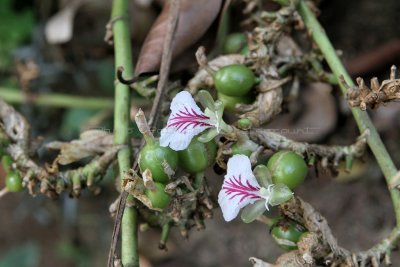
0;242;40;267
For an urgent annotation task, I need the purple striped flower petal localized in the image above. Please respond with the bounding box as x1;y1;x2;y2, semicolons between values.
218;155;263;221
160;91;214;151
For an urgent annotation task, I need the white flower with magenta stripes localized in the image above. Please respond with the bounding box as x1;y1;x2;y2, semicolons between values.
160;91;231;151
218;155;293;222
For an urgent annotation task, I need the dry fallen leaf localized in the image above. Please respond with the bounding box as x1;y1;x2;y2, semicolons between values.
135;0;222;75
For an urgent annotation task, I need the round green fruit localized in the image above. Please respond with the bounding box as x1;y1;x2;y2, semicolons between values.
139;141;178;184
267;151;307;190
214;64;255;97
271;222;305;251
145;182;171;209
223;33;247;54
217;92;253;111
178;139;217;174
5;171;23;192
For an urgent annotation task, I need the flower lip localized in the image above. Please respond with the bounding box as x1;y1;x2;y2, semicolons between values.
222;174;261;204
167;106;212;132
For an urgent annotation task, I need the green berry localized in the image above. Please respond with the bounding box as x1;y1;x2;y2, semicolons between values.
145;182;171;209
5;171;23;192
267;151;307;190
178;138;217;174
271;222;305;251
223;33;247;54
214;64;255;97
2;155;13;173
139;140;178;184
217;92;253;111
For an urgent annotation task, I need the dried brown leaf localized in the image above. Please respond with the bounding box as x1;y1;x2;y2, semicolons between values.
46;129;115;165
135;0;222;75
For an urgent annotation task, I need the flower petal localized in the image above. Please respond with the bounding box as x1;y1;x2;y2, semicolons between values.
218;155;262;221
160;91;213;151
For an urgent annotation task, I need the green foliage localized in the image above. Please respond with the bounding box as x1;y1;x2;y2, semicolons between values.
56;240;90;267
0;242;40;267
60;109;98;139
0;0;35;69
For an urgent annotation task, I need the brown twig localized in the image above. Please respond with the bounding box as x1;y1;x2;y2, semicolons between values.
249;128;368;168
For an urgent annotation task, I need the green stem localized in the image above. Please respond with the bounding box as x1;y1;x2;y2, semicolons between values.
0;88;113;109
159;223;171;250
0;88;148;109
297;0;400;224
111;0;138;266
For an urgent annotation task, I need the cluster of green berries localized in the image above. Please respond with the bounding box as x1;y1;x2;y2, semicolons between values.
139;138;216;209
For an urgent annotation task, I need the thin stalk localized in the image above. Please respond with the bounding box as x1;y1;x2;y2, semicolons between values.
111;0;138;266
297;0;400;224
0;88;112;109
0;88;148;109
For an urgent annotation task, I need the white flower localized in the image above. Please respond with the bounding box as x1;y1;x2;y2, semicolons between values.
218;154;294;222
160;91;217;151
218;155;271;221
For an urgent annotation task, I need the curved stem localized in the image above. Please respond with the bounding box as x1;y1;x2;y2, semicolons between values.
297;0;400;224
111;0;138;266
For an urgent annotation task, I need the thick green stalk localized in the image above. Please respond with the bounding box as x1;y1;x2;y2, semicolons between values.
297;0;400;224
111;0;138;266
